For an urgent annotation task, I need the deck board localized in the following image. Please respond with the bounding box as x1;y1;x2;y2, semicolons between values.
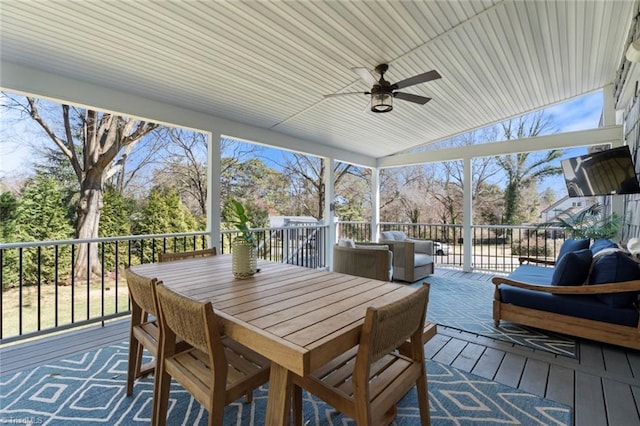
575;371;608;426
2;267;640;425
471;346;505;380
629;351;640;377
603;345;634;377
580;340;605;370
451;341;485;372
546;364;575;407
519;358;549;395
603;378;640;426
431;337;467;365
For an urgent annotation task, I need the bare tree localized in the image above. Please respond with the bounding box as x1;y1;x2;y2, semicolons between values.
432;128;502;224
498;112;562;224
153;129;209;217
21;97;158;279
276;154;363;220
380;166;425;222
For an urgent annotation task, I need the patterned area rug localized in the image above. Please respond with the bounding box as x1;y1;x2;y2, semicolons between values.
416;274;577;358
0;343;572;425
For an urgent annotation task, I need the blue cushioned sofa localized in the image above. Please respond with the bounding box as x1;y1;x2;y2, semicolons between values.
491;238;640;350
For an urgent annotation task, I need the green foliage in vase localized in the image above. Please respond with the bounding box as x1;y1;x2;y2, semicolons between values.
227;199;257;247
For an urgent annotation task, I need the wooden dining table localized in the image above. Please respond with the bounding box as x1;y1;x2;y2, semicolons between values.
130;255;417;425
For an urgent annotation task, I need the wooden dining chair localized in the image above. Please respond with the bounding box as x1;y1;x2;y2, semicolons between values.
124;268;163;396
157;247;217;263
153;283;271;426
292;283;431;426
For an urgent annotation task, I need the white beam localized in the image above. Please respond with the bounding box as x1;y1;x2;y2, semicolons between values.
371;168;380;242
603;84;616;127
603;85;625;227
207;131;222;250
377;126;624;168
0;61;376;168
324;158;336;270
462;157;473;272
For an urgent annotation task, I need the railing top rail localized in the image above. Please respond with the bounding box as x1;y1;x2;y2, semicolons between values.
356;221;566;232
472;224;566;231
0;224;331;250
245;224;328;232
379;222;464;227
0;231;210;249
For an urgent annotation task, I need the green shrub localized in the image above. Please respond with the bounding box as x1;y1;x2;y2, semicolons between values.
511;238;553;257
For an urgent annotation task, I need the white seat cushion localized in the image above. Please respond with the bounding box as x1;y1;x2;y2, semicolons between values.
381;231;407;241
337;238;356;248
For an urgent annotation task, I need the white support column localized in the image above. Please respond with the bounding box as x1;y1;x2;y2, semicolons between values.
603;84;617;128
463;157;473;272
207;131;222;251
371;167;380;242
324;157;336;270
603;84;625;225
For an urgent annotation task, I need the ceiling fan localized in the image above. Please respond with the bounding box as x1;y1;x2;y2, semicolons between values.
324;63;441;113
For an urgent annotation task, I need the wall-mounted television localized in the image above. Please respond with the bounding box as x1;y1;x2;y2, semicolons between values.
561;145;640;197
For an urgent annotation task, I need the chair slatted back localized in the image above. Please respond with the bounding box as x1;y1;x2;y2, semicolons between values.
361;284;429;363
153;283;270;426
125;269;160;317
158;247;217;263
292;283;432;425
155;284;222;354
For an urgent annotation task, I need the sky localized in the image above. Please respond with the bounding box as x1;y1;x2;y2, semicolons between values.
1;90;604;199
537;91;603;196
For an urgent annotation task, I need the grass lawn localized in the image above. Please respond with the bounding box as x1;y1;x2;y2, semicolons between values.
2;279;131;340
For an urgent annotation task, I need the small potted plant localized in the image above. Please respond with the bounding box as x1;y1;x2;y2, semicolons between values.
228;200;258;279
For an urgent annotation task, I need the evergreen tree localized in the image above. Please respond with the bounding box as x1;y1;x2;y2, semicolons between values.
99;185;134;271
0;191;18;241
33;147;79;223
9;175;74;286
13;175;74;242
100;185;133;238
133;188;199;263
0;191;20;287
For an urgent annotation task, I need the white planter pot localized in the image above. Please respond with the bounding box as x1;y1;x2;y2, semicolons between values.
232;240;257;279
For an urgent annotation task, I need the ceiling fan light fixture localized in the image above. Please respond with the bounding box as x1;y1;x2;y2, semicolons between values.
371;91;393;113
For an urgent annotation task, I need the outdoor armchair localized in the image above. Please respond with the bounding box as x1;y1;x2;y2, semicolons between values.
380;231;434;282
333;240;394;281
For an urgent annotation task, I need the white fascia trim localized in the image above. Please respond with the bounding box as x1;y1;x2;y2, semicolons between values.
0;61;376;168
376;125;624;168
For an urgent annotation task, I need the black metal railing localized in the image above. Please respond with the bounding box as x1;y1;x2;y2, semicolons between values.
337;221;566;272
0;225;328;343
1;221;567;343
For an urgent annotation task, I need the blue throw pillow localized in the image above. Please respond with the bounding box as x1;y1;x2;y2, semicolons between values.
590;238;618;255
557;238;590;261
551;249;592;286
589;252;640;308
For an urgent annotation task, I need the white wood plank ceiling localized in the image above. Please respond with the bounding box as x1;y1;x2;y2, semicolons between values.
0;1;634;161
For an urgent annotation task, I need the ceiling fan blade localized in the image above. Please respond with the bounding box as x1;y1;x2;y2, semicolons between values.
352;67;377;86
393;70;441;90
323;92;368;98
394;92;432;105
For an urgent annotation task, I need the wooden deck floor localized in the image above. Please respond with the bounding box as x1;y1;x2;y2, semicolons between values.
1;269;639;426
